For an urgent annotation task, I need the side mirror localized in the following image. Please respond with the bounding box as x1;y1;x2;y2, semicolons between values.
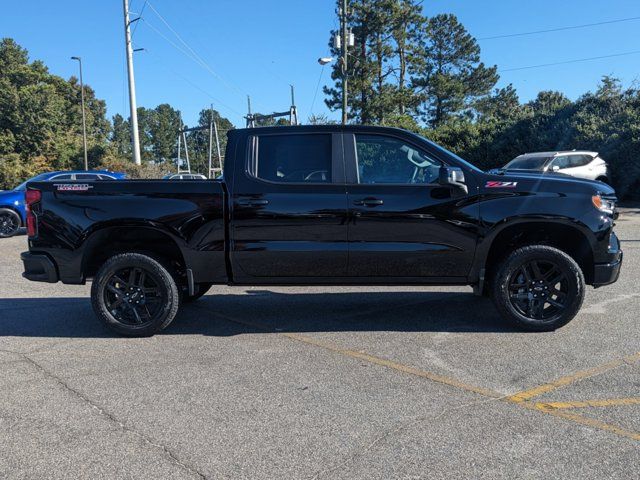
439;166;468;194
552;165;560;172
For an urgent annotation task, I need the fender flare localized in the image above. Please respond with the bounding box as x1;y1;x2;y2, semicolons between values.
79;221;191;279
469;216;596;285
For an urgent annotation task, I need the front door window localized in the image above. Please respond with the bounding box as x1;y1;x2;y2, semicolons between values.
355;135;441;184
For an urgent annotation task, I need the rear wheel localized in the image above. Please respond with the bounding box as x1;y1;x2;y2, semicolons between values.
492;245;585;331
0;208;21;238
91;253;180;336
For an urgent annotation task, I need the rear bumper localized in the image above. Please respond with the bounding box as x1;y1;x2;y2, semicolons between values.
592;251;623;288
21;252;59;283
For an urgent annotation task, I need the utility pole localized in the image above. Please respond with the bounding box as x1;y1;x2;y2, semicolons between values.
70;56;88;170
208;105;213;178
340;0;348;125
123;0;142;165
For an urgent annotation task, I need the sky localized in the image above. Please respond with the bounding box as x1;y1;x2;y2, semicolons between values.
1;0;639;128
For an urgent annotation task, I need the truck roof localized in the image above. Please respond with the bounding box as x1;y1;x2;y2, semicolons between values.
229;124;414;136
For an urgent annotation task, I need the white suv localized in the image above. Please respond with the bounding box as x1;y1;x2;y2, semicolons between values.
502;151;609;184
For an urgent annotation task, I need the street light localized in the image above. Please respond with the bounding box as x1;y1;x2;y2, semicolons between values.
70;56;88;170
318;57;334;65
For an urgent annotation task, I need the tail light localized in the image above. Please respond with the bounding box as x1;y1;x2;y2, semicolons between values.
25;189;41;237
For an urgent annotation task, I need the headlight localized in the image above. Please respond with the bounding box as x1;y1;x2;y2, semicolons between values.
592;194;615;214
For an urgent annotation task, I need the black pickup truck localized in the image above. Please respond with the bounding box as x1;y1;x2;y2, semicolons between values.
21;125;622;336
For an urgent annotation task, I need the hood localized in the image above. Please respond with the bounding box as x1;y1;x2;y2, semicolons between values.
487;170;616;196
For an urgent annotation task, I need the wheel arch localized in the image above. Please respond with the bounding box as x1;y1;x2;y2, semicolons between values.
81;224;189;284
474;218;596;290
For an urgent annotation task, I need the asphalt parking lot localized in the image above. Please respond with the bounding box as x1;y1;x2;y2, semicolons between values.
1;209;639;479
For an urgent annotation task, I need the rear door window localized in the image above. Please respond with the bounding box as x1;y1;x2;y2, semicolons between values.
252;134;332;183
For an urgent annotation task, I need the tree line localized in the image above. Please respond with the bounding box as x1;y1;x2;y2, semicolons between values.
323;0;640;198
0;38;233;187
2;3;640;199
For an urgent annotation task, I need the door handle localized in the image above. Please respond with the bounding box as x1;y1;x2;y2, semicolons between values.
238;199;269;207
353;198;384;207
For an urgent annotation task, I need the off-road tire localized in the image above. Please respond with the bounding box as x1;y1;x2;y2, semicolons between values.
91;253;180;337
492;245;585;332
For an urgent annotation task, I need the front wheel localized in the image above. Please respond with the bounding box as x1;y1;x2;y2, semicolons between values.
91;253;180;336
0;208;21;238
492;245;585;331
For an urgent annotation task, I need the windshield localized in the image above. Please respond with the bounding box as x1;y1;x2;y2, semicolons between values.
14;173;51;191
408;131;485;173
504;156;551;170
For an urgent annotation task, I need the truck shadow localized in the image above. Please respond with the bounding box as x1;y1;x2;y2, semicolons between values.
0;290;517;338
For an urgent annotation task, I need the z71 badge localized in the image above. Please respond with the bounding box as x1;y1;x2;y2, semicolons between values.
55;184;94;191
485;181;518;188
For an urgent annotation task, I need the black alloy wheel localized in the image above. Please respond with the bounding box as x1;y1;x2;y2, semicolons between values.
103;266;165;327
508;259;569;321
492;245;585;331
91;253;180;336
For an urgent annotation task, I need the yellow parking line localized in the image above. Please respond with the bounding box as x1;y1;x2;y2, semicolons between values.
207;307;503;398
507;352;640;404
536;397;640;410
282;332;503;399
283;333;640;443
204;307;640;443
516;402;640;442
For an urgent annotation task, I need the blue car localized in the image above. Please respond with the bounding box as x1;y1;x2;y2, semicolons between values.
0;170;127;238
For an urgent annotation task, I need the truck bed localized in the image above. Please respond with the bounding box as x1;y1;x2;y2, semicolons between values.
27;180;227;284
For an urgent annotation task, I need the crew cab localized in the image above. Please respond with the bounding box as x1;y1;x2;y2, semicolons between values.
21;126;623;336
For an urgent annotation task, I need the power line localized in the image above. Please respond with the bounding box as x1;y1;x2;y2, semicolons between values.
307;65;326;120
141;18;267;116
479;15;640;40
142;49;244;119
501;49;640;72
143;18;203;69
145;1;248;100
131;0;147;37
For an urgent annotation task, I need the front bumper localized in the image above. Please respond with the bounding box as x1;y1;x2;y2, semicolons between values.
593;251;623;288
21;252;59;283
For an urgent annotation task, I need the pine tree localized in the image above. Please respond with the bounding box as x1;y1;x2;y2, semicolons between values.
389;0;424;116
410;14;498;127
324;0;401;124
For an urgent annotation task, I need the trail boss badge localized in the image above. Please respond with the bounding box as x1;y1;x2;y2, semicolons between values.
55;184;94;191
